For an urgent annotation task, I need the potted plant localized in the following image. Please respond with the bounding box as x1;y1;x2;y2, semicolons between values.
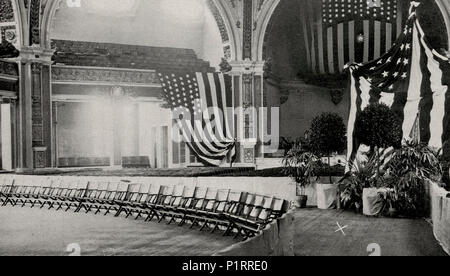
381;140;443;218
340;156;378;213
353;103;402;215
309;113;346;209
283;143;321;208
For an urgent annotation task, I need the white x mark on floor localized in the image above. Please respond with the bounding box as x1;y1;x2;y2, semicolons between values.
335;222;348;236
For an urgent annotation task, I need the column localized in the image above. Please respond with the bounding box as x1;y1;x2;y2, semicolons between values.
15;47;54;172
229;61;265;166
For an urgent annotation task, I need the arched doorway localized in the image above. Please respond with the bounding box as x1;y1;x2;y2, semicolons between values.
45;0;231;169
261;0;449;143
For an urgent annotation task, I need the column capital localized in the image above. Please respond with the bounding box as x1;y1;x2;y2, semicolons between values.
15;46;55;65
229;60;265;75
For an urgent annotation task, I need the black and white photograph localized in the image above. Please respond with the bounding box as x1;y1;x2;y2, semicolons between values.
0;0;449;260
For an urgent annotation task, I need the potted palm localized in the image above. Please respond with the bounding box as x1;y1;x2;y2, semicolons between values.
382;140;442;218
309;113;346;209
283;143;321;208
340;156;378;213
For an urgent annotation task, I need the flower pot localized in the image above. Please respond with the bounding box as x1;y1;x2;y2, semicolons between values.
316;183;338;210
362;188;385;216
295;195;308;209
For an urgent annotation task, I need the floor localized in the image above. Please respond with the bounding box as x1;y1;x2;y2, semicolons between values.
293;209;447;256
0;206;235;256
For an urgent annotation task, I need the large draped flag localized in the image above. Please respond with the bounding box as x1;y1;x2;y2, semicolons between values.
300;0;403;74
158;72;236;166
345;1;450;167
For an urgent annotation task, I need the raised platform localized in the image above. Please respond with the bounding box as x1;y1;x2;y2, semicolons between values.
20;167;256;177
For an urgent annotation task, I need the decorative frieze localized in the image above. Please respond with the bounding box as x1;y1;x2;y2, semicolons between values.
0;0;14;23
29;0;41;45
0;60;18;76
51;66;160;87
207;0;230;44
1;25;17;44
242;0;253;59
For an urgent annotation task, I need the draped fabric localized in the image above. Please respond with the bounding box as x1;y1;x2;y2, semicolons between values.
346;2;450;168
158;72;236;167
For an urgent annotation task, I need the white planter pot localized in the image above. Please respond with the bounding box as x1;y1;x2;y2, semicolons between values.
316;183;338;210
362;188;385;216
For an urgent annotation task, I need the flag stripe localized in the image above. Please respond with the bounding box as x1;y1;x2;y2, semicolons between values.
327;27;335;74
401;24;422;141
308;0;317;74
374;21;381;59
386;22;392;53
363;20;370;62
337;23;345;72
348;20;355;63
318;10;326;74
302;5;312;70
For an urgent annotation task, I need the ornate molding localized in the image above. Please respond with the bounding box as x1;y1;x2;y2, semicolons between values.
0;59;18;76
51;65;160;87
0;0;15;23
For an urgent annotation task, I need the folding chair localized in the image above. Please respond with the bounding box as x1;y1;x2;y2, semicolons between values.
103;181;129;216
39;179;64;209
164;186;195;225
47;180;69;210
221;191;246;235
145;185;173;222
74;181;99;213
223;193;255;236
6;183;28;207
120;183;152;219
0;178;15;205
27;178;53;209
56;181;87;212
16;178;45;208
135;184;162;221
202;189;232;233
53;180;79;211
179;187;209;228
155;185;185;223
114;183;141;218
92;182;118;215
232;196;275;238
189;189;227;231
269;198;290;221
80;181;109;214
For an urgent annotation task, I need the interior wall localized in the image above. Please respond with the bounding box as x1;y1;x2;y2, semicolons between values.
50;0;223;68
56;101;113;159
279;84;350;140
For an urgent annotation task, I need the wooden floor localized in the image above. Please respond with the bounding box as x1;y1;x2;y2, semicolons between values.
0;206;235;256
293;209;447;256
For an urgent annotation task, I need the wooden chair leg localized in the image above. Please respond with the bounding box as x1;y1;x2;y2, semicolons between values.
210;222;219;234
135;210;142;220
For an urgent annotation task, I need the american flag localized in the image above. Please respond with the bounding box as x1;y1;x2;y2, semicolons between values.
300;0;404;74
323;0;397;26
346;2;450;169
158;72;236;166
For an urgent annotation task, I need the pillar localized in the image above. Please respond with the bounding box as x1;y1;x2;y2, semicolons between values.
15;47;54;172
229;60;265;166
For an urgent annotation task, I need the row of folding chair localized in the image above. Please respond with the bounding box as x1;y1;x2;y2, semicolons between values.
0;178;290;239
